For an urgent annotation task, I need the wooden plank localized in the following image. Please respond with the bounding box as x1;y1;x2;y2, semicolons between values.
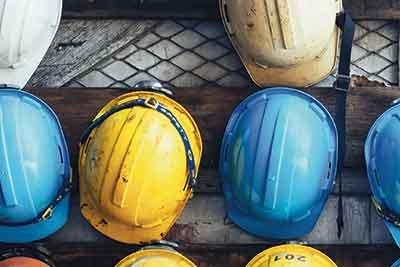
197;168;370;195
28;20;157;87
0;244;397;267
175;195;372;245
62;0;217;19
371;202;394;244
344;0;400;19
47;194;376;245
25;86;400;170
62;0;400;19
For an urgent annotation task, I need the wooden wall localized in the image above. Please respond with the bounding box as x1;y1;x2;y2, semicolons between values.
62;0;400;19
0;86;397;266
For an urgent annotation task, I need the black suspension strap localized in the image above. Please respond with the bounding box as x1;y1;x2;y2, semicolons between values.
80;97;197;189
334;12;355;238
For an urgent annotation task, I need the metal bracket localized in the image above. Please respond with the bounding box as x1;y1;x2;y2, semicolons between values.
133;80;173;96
141;240;180;252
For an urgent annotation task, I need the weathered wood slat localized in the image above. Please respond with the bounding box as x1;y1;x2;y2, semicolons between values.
28;20;157;87
25;86;400;170
62;0;400;19
345;0;400;19
47;194;387;245
197;168;370;195
371;204;394;244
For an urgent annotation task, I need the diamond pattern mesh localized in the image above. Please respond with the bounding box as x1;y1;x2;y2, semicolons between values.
68;20;399;88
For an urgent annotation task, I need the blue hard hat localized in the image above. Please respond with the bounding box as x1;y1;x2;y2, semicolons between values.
393;259;400;267
365;100;400;248
219;88;338;240
0;88;71;243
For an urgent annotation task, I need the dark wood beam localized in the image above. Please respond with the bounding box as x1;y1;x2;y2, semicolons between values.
25;86;400;170
62;0;400;20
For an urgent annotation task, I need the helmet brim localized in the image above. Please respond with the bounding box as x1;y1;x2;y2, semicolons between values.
224;188;325;240
80;185;191;244
0;195;70;243
385;220;400;248
391;258;400;267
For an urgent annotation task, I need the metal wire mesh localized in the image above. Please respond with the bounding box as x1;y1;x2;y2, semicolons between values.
68;19;399;88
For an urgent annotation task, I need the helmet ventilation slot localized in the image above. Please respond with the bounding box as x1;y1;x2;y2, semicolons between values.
374;169;381;187
222;2;234;34
58;145;64;164
327;162;332;179
0;186;4;205
223;3;230;23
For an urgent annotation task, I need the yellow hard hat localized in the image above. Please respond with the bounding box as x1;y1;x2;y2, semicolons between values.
115;245;196;267
79;81;202;244
220;0;342;87
247;245;337;267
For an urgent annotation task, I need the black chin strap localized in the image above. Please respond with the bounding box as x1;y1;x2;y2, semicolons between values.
334;12;355;239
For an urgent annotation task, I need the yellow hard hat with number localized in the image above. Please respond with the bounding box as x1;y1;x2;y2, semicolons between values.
247;245;337;267
79;81;202;244
115;245;196;267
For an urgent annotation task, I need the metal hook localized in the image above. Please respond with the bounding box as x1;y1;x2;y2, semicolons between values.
141;240;180;252
391;98;400;107
133;80;173;97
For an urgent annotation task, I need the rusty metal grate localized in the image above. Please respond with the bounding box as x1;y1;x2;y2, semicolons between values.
68;20;399;88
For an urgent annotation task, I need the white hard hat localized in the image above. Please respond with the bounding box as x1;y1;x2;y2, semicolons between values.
0;0;62;88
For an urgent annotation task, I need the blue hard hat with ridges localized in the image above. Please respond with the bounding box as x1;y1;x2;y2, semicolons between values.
0;88;71;243
392;259;400;267
365;100;400;247
220;87;337;240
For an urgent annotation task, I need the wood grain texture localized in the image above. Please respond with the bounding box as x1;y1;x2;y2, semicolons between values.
344;0;400;19
25;86;400;170
196;168;370;195
62;0;400;19
27;20;158;87
45;194;380;245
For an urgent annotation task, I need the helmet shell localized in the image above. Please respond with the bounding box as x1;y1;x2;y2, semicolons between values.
0;0;62;88
392;259;400;267
0;247;55;267
365;102;400;247
79;91;202;244
220;88;337;239
0;257;50;267
0;89;71;243
115;248;196;267
246;245;337;267
220;0;341;87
